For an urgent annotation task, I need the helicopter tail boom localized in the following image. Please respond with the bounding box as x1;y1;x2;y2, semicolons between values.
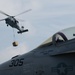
17;29;28;34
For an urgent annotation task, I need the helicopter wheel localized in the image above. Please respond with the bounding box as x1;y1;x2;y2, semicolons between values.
12;41;18;47
7;24;9;26
21;26;24;30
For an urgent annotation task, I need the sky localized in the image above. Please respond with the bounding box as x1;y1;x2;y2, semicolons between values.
0;0;75;63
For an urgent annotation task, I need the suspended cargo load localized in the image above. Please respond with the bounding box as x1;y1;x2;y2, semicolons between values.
12;41;18;47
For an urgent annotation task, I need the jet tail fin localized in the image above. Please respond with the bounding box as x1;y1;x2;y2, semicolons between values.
17;29;28;34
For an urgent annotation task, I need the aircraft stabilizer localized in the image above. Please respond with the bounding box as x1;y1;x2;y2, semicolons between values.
17;29;28;34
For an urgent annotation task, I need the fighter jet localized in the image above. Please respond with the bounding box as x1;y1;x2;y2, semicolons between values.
0;26;75;75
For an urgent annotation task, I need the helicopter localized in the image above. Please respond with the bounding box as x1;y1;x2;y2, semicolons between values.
0;9;32;34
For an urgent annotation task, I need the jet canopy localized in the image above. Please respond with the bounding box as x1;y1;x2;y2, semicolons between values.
38;26;75;47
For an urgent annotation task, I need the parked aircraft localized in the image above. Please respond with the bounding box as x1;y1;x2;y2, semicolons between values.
0;26;75;75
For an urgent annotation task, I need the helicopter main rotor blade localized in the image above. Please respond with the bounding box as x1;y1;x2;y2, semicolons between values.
0;18;5;21
0;10;10;16
16;18;25;22
14;9;32;17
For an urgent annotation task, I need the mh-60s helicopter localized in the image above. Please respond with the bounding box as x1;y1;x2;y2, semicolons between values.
0;9;32;34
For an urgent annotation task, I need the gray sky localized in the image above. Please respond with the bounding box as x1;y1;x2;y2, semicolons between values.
0;0;75;63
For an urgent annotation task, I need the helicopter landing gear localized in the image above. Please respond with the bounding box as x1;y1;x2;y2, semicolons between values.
7;24;9;26
21;26;24;29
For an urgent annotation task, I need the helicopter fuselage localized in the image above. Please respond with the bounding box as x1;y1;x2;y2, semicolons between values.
5;17;20;31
